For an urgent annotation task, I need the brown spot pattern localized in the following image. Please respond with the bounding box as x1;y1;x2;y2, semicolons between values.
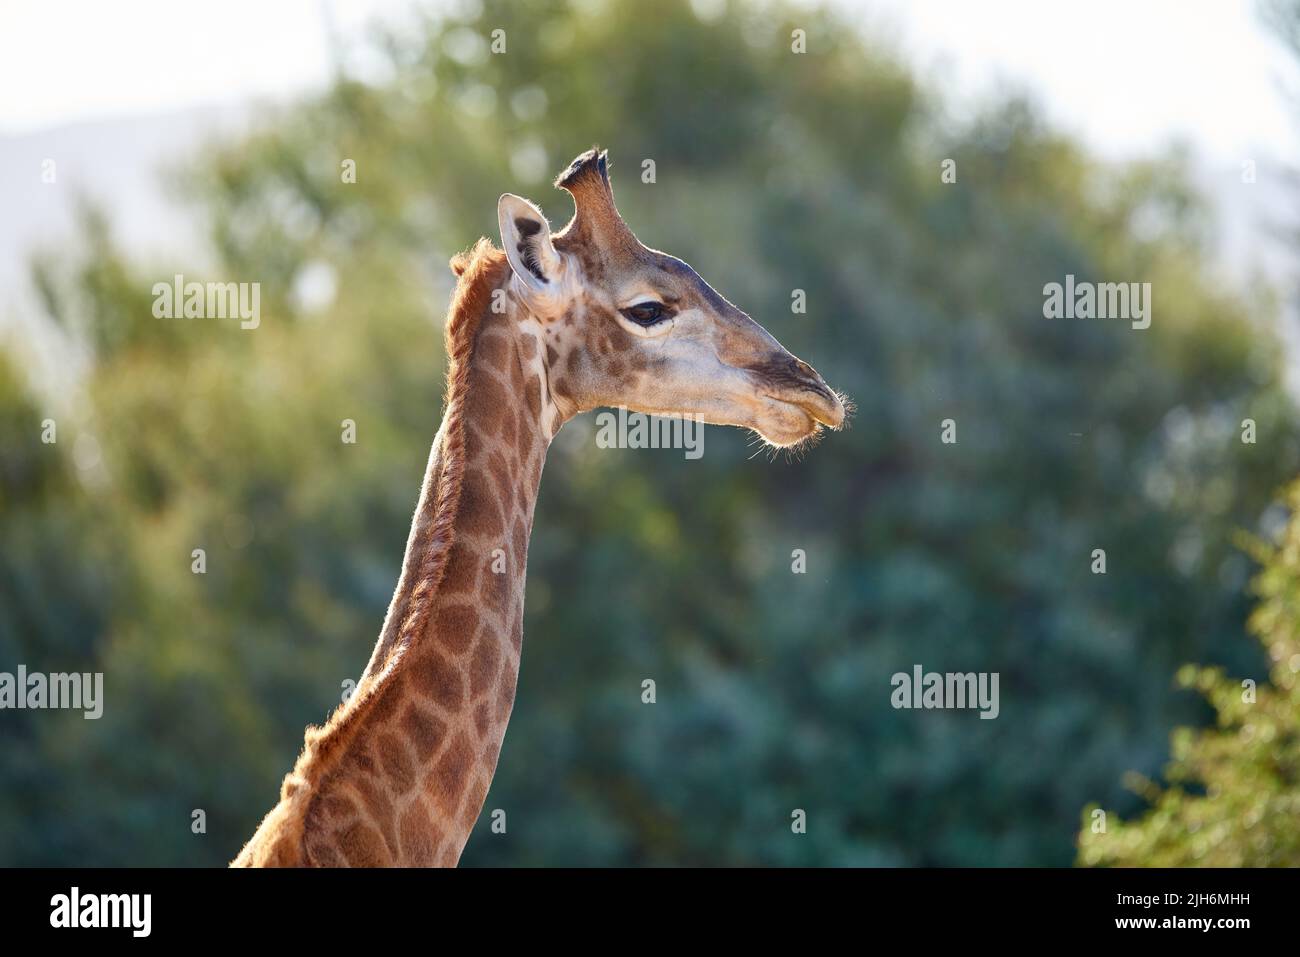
469;633;500;696
402;704;446;761
427;733;474;816
414;648;465;709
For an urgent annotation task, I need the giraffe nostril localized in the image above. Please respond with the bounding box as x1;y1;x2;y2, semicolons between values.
749;353;836;407
791;359;832;397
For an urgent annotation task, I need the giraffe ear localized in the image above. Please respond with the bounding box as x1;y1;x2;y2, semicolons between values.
498;193;561;292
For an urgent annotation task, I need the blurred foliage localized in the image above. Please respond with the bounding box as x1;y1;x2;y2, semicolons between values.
2;0;1298;866
1079;482;1300;866
1075;0;1300;868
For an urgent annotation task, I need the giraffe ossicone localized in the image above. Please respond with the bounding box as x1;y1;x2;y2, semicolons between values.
232;148;846;867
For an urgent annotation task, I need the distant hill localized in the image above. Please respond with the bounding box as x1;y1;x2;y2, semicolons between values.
0;103;253;395
0;102;250;320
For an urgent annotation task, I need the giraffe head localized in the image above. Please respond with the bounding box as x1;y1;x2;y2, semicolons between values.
497;148;847;448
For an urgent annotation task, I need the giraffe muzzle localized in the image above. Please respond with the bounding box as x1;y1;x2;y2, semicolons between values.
778;384;845;431
792;361;846;429
755;355;846;432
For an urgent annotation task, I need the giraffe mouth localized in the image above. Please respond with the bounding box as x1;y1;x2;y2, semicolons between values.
764;388;846;431
747;352;846;439
756;390;846;446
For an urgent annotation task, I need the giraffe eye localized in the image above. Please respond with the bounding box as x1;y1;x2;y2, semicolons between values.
621;302;670;326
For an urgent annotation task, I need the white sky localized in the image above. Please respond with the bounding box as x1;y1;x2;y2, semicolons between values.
0;0;401;133
1;0;1296;163
853;0;1300;166
1;0;1296;164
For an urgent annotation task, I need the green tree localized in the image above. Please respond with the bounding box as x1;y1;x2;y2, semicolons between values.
1078;0;1300;868
1079;482;1300;866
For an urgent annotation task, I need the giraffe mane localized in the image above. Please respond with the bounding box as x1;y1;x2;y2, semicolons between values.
272;240;510;859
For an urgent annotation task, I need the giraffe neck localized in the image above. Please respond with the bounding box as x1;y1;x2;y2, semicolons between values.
364;279;561;683
371;299;550;861
233;242;564;867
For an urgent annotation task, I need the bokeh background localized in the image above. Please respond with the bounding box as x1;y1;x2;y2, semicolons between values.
3;0;1300;866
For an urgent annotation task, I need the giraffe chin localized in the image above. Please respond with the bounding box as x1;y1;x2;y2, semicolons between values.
753;401;824;448
754;392;845;448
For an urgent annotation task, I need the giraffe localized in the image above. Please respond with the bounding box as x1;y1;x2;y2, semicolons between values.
231;148;846;867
